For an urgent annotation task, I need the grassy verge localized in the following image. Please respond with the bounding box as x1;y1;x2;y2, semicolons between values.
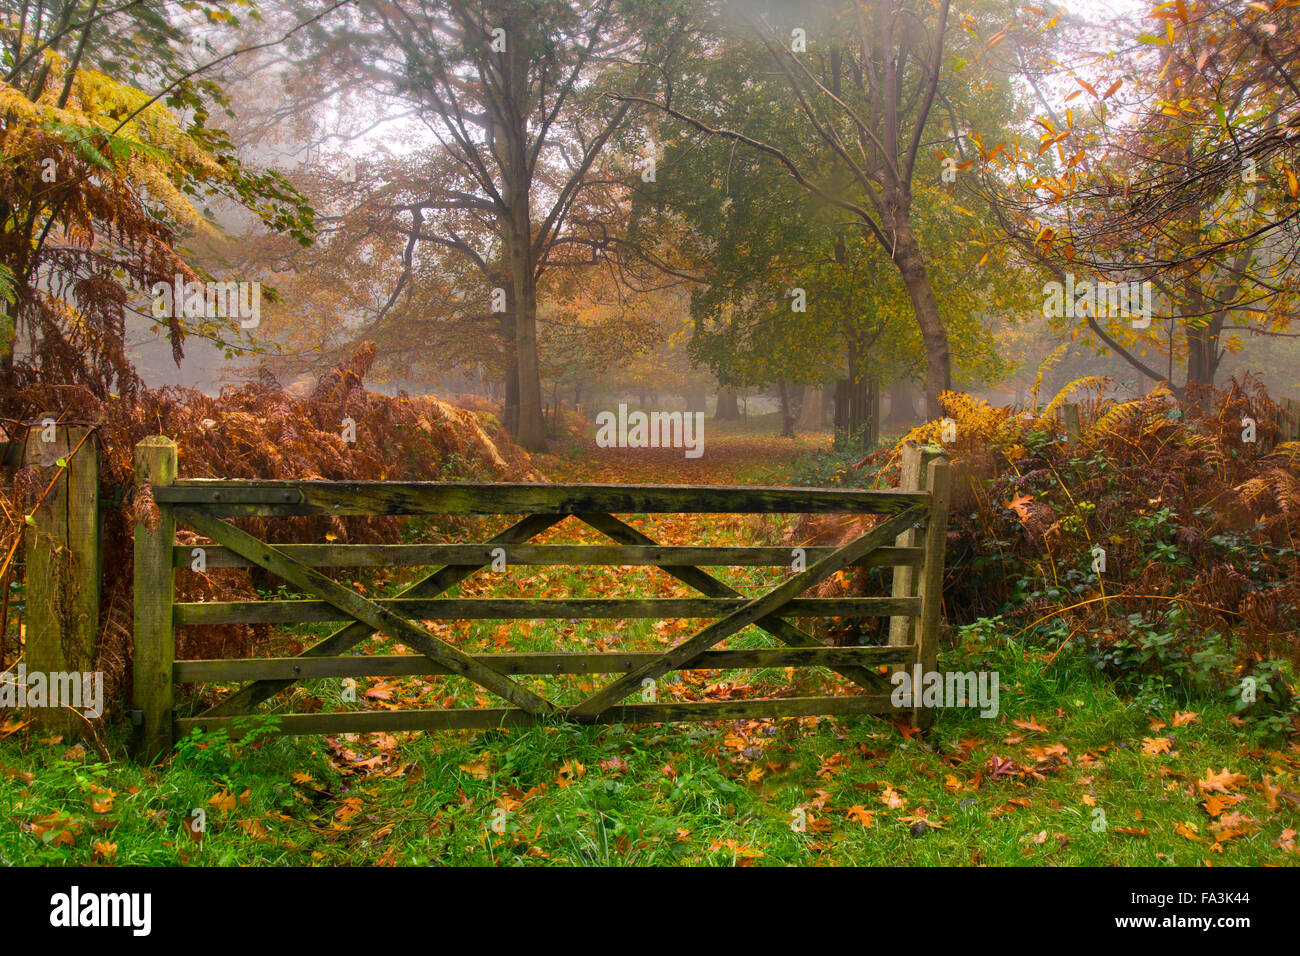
1;623;1296;865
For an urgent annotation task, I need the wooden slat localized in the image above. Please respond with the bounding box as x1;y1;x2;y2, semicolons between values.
173;596;921;626
155;480;926;517
177;507;561;717
196;513;564;718
172;542;925;569
176;694;898;737
567;505;928;720
174;645;916;682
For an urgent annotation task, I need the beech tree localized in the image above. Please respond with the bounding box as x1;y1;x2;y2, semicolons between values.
298;0;692;449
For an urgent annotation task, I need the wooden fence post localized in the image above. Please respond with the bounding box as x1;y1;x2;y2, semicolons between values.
1059;402;1081;446
133;437;177;761
1280;397;1300;443
888;442;945;656
23;416;100;739
913;454;951;730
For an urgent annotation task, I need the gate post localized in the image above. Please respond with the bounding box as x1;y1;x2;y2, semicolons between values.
1059;402;1081;447
888;442;945;654
914;454;952;730
133;437;177;761
23;415;101;739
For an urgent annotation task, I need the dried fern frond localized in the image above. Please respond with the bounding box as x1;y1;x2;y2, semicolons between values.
1030;343;1069;406
1086;398;1144;441
1040;376;1106;425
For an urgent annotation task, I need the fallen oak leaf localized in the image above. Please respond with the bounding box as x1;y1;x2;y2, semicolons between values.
1013;716;1049;733
1202;792;1245;818
1197;767;1247;794
458;757;492;780
1174;821;1202;841
986;755;1018;779
846;805;875;827
1209;811;1260;843
879;786;907;809
208;791;235;813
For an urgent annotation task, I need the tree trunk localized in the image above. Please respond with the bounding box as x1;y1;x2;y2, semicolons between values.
885;379;917;427
891;216;950;420
493;19;545;452
1182;282;1224;410
503;183;544;449
778;381;795;437
499;306;520;434
798;386;824;430
715;389;740;420
512;260;545;450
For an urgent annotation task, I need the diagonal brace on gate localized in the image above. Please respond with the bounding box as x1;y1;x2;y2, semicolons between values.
575;513;894;696
178;508;561;716
567;504;928;721
197;513;564;717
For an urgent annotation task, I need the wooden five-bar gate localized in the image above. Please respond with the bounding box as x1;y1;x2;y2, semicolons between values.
132;437;951;760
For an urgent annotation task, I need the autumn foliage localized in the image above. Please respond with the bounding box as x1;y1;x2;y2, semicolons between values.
1;344;538;714
804;378;1300;677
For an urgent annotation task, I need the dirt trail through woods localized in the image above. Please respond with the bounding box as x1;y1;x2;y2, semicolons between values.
542;428;832;484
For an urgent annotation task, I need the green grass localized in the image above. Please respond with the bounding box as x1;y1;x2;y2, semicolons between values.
2;625;1296;866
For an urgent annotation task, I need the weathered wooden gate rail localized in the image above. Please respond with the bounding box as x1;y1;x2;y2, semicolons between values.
132;437;951;760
